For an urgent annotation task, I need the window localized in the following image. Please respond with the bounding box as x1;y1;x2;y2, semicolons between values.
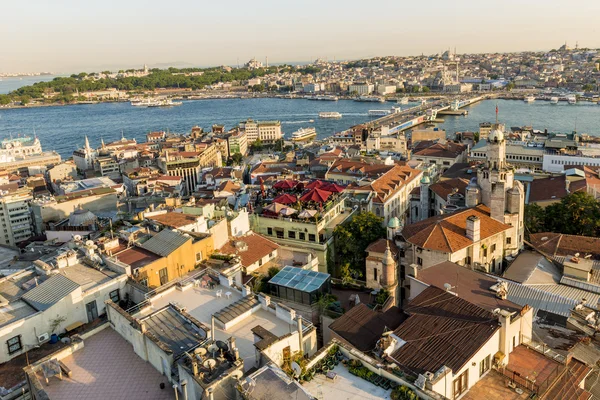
506;237;512;245
299;232;306;240
276;230;284;239
453;370;468;398
373;268;378;281
513;336;517;350
139;278;148;287
196;252;203;262
483;248;487;257
267;227;273;236
491;244;496;253
109;290;120;303
159;268;168;285
7;335;22;355
308;234;316;242
466;256;472;265
417;257;423;266
480;355;491;377
288;231;296;239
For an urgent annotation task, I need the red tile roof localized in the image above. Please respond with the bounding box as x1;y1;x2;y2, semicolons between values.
219;233;279;268
115;246;161;269
429;178;469;200
346;164;421;204
529;232;600;260
401;205;512;253
147;212;199;229
366;239;399;256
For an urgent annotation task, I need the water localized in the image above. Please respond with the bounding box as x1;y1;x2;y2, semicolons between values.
0;98;599;159
0;75;62;94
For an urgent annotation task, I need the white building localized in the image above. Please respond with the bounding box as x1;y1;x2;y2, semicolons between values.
239;119;282;144
0;136;42;164
348;83;374;95
0;187;33;246
72;136;97;172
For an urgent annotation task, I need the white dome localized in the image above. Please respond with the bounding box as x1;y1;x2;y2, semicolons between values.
68;208;97;227
488;129;504;143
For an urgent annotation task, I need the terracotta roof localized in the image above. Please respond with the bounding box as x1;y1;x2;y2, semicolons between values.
366;239;399;256
346;164;421;204
429;178;469;199
390;286;499;375
328;304;406;352
528;176;568;203
529;232;600;260
147;212;199;229
413;261;522;313
115;246;161;270
412;141;467;159
402;205;512;253
219;233;279;269
326;160;395;178
218;180;241;193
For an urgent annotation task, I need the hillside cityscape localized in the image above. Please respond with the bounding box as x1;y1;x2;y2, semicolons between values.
2;4;600;399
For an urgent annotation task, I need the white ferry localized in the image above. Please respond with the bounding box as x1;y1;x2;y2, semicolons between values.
319;111;342;119
313;95;339;101
524;95;536;103
550;97;559;104
291;127;317;142
355;95;385;103
368;110;391;116
397;97;409;104
567;96;577;104
131;98;182;107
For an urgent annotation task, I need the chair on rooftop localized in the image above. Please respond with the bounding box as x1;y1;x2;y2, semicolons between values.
216;289;222;298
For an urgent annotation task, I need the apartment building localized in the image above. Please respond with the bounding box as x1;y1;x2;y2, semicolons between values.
239;119;283;144
0;187;33;246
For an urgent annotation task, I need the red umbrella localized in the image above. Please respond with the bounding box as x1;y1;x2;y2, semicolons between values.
305;180;325;190
300;188;332;203
273;179;299;190
273;193;297;205
320;182;346;193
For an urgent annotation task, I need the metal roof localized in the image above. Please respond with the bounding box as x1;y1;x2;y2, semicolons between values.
141;229;190;257
269;266;329;293
501;280;578;318
21;274;80;312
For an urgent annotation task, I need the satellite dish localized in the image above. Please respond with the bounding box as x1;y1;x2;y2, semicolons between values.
195;347;207;356
291;361;302;378
203;359;216;371
85;240;94;247
231;370;243;380
73;235;82;241
216;340;229;352
443;283;452;291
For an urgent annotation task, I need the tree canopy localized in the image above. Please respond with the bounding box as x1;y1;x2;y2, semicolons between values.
524;192;600;238
333;212;386;279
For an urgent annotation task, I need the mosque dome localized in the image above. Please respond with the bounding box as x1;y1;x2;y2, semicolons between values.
488;129;504;143
420;175;431;185
68;207;97;227
388;217;401;229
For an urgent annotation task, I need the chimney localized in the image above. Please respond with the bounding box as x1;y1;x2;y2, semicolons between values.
229;337;237;360
408;264;419;278
297;315;304;356
181;380;189;400
466;215;480;242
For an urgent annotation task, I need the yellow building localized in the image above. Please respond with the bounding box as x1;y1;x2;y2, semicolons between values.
108;229;214;288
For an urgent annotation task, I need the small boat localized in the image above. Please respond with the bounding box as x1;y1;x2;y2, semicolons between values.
291;127;317;142
308;119;314;123
368;110;391;116
398;97;409;104
319;112;342;119
355;95;385;103
524;95;535;103
567;96;577;104
550;97;559;104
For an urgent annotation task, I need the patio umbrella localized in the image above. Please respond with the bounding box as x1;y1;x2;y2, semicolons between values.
273;193;297;205
263;202;287;214
298;209;318;219
273;179;299;190
280;207;298;216
305;180;325;190
320;182;346;193
299;188;332;203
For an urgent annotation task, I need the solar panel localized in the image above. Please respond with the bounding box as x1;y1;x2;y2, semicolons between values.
268;266;330;293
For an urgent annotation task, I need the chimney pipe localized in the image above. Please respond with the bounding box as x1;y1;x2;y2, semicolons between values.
297;315;304;356
181;381;188;400
211;315;215;340
466;215;480;242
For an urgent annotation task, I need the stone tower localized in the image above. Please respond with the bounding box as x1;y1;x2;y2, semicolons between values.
387;217;401;241
380;241;398;307
419;172;431;221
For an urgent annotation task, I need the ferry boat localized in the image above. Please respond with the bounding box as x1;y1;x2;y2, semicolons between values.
355;95;385;103
368;110;391;116
312;95;338;101
291;127;317;142
524;95;536;103
131;98;182;107
567;96;577;104
318;111;342;119
550;97;559;104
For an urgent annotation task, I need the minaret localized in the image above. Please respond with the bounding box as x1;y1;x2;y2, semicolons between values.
84;136;91;151
380;241;398;307
420;172;431;221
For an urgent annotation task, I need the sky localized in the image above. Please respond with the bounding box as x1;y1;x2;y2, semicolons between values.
1;0;599;74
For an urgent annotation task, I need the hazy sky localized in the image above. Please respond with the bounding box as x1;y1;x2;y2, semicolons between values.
2;0;599;73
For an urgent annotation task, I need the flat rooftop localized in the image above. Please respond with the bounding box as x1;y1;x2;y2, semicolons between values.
302;364;391;400
140;285;295;371
0;246;19;267
506;345;561;385
40;327;174;400
462;370;530;400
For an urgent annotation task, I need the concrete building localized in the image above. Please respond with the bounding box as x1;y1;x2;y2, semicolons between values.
0;186;33;246
239;119;283;144
348;83;374;95
411;141;468;173
72;136;97;172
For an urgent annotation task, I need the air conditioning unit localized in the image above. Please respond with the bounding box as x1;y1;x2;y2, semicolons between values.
38;333;49;342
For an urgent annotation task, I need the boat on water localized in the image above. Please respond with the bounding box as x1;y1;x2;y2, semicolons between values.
524;95;536;103
397;97;409;104
355;95;385;103
308;95;338;101
318;111;342;119
567;96;577;104
550;97;559;104
291;127;317;142
368;110;391;116
131;98;182;107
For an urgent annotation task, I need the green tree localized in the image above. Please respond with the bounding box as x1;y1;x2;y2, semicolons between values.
0;95;12;105
421;86;430;93
20;95;31;105
582;83;595;92
333;212;386;278
506;82;515;91
545;192;600;236
230;152;243;166
524;203;546;238
250;139;263;152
